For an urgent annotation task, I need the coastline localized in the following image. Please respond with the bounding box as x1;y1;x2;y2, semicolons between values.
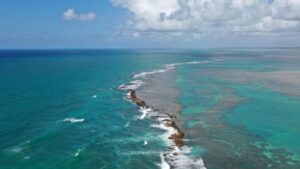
126;89;184;148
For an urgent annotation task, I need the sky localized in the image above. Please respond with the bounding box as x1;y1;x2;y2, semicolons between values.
1;0;300;49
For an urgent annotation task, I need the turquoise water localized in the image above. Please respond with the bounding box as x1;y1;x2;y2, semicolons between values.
226;83;300;158
175;50;300;168
0;49;300;169
0;50;202;169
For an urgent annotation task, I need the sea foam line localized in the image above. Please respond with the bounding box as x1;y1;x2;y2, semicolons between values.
63;118;85;123
132;61;209;79
151;116;207;169
119;80;145;90
118;61;209;91
118;60;208;169
138;107;154;120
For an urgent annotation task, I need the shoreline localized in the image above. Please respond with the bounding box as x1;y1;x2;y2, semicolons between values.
126;89;185;149
122;85;206;169
118;61;209;169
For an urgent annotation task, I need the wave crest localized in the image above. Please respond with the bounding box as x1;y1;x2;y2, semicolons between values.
63;118;85;123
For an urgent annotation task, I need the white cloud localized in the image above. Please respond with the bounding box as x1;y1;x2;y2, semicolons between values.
132;32;141;38
272;0;300;20
62;8;96;22
111;0;300;39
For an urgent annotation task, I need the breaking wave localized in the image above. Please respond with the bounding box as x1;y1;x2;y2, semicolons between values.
118;60;209;169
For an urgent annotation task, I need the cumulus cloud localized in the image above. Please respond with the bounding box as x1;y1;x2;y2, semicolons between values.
62;8;96;21
111;0;300;38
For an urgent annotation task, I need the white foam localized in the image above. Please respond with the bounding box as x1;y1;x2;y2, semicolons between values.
63;118;85;123
133;61;209;79
124;121;130;127
92;95;97;98
121;150;161;156
138;107;153;120
133;66;175;79
10;146;23;153
160;153;171;169
9;140;31;154
144;140;148;145
118;80;145;90
167;146;207;169
152;117;207;169
171;148;207;168
119;61;209;92
74;149;82;157
186;61;209;65
151;125;177;147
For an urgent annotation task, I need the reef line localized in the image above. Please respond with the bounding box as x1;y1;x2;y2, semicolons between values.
126;89;184;149
119;61;208;169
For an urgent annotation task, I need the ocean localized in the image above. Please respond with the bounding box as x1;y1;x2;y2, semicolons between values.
0;49;299;169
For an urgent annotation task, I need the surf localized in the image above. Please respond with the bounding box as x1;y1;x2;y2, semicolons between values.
118;61;209;169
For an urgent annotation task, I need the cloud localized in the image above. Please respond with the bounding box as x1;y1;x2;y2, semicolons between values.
62;8;96;21
111;0;300;39
272;0;300;20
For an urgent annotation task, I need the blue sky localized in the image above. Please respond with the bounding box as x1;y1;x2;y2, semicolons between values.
0;0;127;48
1;0;300;48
